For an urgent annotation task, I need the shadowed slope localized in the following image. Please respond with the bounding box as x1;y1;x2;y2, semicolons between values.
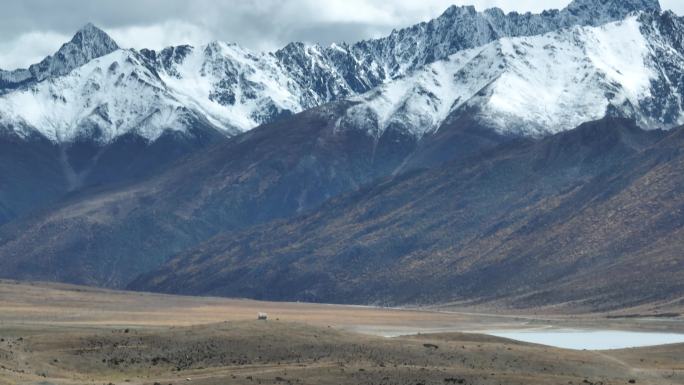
132;118;683;310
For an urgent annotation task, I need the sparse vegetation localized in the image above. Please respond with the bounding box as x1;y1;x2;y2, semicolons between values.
0;281;682;385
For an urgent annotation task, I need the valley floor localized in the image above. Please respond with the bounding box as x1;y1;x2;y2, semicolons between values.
1;280;683;385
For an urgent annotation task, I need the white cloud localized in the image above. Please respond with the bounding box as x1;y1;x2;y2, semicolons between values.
108;21;213;51
0;31;69;70
663;0;684;13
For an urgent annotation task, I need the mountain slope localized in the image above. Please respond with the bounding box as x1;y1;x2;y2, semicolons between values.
1;0;682;301
0;131;69;225
0;103;417;287
131;118;683;310
0;45;227;224
0;125;224;227
0;26;230;224
5;8;684;288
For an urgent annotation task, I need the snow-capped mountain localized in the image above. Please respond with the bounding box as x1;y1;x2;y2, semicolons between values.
0;23;119;92
348;0;661;80
4;0;684;303
341;11;684;138
0;0;665;145
142;42;305;133
0;48;219;143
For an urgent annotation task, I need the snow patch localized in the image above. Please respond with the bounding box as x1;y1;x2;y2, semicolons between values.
0;50;190;143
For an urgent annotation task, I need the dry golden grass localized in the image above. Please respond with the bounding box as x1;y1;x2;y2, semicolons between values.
1;281;684;385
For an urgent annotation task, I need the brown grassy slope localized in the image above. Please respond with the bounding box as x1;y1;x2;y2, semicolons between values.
0;102;421;288
133;119;683;310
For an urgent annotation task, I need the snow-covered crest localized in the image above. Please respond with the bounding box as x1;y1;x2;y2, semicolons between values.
0;50;193;143
151;41;301;133
0;0;673;144
341;14;684;139
0;23;119;92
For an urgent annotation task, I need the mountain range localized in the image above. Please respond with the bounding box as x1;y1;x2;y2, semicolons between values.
0;0;683;311
0;0;673;145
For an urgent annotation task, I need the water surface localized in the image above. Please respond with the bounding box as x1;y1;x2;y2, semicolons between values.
486;329;684;350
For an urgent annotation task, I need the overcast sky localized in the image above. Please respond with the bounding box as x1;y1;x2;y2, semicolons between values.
1;0;682;70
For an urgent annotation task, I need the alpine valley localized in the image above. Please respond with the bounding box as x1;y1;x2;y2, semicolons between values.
1;0;683;312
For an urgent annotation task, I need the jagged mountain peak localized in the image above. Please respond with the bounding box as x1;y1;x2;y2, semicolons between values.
26;23;119;82
69;22;119;51
204;40;233;51
0;22;120;92
439;0;661;21
345;0;666;86
440;4;478;17
201;40;255;59
567;0;661;14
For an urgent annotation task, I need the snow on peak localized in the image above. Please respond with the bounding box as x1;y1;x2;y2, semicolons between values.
0;49;194;143
0;23;119;92
32;23;121;80
480;16;658;136
70;23;119;49
150;41;302;133
350;0;661;83
0;3;678;145
340;16;682;139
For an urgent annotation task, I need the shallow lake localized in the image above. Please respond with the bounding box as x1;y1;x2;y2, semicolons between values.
485;329;684;350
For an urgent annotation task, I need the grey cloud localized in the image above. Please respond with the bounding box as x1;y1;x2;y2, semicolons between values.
1;0;682;69
0;0;569;51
